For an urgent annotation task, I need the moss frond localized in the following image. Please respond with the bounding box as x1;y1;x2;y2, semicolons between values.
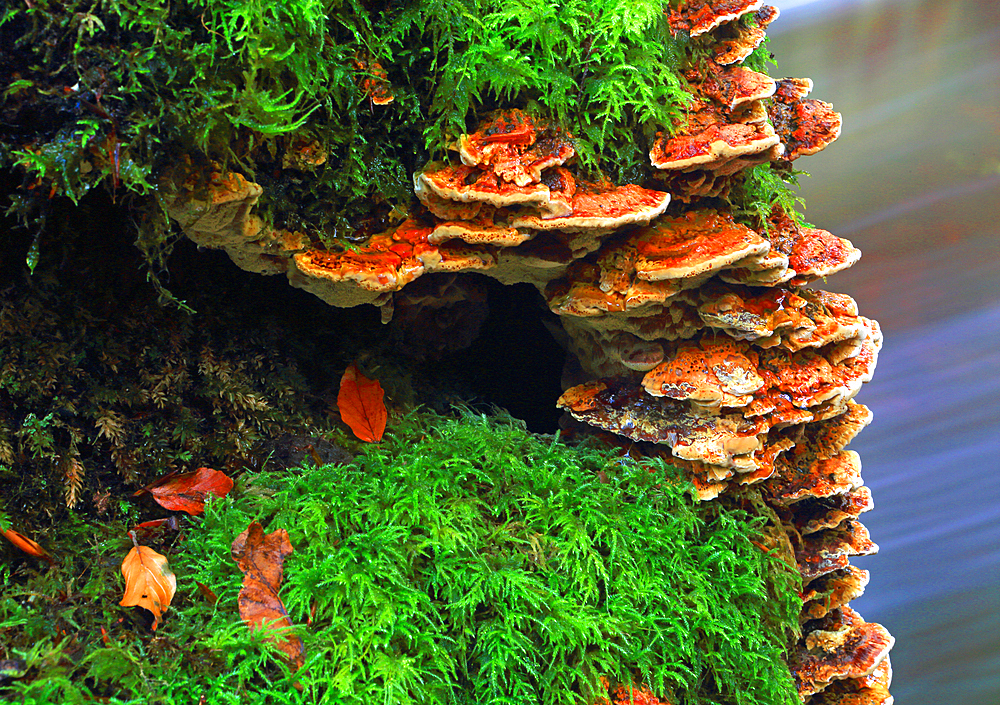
0;0;700;248
172;411;803;705
730;162;811;231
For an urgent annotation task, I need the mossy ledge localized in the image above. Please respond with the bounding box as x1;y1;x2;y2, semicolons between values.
1;2;814;702
0;207;803;704
2;411;801;705
0;0;804;263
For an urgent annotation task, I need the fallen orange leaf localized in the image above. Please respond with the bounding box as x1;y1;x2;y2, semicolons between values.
130;516;180;534
337;362;387;443
231;522;304;669
1;527;55;565
134;466;234;515
119;541;176;630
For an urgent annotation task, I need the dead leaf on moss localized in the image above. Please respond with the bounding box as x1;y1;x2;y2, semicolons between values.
337;362;387;443
134;466;234;515
231;522;305;669
119;542;176;630
195;580;219;605
130;516;180;535
1;527;55;565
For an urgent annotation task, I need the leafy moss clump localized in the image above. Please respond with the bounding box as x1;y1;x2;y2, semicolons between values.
1;0;813;266
731;162;811;231
2;411;801;704
0;0;694;242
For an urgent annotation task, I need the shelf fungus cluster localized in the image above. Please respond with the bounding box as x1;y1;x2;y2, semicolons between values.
164;2;891;702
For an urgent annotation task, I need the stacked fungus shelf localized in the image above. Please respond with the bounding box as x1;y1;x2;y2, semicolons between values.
164;2;894;702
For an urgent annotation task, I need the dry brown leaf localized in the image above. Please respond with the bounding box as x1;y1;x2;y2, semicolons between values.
195;580;219;605
119;542;176;630
231;522;305;668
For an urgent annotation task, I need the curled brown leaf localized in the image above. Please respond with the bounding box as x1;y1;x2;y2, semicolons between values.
231;522;304;669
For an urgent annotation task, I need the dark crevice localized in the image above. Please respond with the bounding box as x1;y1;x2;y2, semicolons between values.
1;181;566;435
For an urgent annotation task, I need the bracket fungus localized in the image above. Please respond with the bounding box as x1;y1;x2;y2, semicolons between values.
801;566;871;621
697;63;777;111
158;4;893;701
795;519;879;582
792;607;894;700
510;181;671;232
667;0;768;38
807;656;894;705
649;100;781;173
457;110;576;187
713;5;780;65
352;51;395;106
768;78;844;163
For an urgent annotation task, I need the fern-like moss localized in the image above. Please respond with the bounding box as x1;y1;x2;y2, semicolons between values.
382;0;691;173
1;0;697;248
2;0;814;257
173;411;802;705
730;162;812;231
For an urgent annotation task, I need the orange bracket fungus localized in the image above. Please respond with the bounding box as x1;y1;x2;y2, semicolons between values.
713;5;780;65
667;0;768;38
161;4;894;701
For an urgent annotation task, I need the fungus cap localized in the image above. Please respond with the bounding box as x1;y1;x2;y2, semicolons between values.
810;657;893;705
768;450;864;505
713;5;780;65
801;566;871;621
797;519;879;582
414;171;483;221
428;213;530;247
456;110;575;186
668;0;767;37
628;210;770;281
768;79;843;161
557;378;768;469
417;163;550;208
641;337;764;408
796;485;875;536
613;332;666;371
650;102;781;171
512;182;670;232
699;64;777;110
792;609;894;699
352;52;395;105
697;286;869;352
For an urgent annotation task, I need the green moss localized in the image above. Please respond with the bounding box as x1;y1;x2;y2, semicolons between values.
383;0;691;173
730;162;811;231
1;0;695;243
2;0;813;263
1;410;801;704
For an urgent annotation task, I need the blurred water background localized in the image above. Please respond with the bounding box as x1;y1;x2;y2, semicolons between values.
768;1;1000;703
